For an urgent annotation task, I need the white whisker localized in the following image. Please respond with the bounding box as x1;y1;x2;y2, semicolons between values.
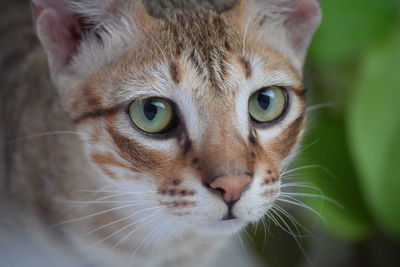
281;165;337;180
260;216;269;250
8;131;86;143
61;200;151;204
269;207;303;238
73;189;157;194
81;207;152;238
237;232;246;253
60;191;153;217
280;192;343;208
242;227;256;246
296;139;320;155
149;218;175;255
269;207;312;264
50;202;150;228
135;23;168;63
141;218;174;256
242;16;252;56
280;183;320;191
272;205;309;237
127;209;173;259
106;205;172;249
306;102;336;113
277;196;325;223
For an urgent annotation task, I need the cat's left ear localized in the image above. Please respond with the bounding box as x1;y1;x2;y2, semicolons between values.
225;0;321;69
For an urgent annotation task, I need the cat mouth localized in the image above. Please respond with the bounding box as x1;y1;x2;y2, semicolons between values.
222;210;237;221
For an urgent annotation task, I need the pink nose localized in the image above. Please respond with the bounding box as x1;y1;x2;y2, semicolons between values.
209;175;252;203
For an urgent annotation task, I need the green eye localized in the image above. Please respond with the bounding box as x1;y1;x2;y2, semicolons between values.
129;98;174;133
248;87;287;123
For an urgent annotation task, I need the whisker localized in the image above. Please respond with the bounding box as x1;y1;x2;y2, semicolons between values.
306;102;336;113
71;184;113;194
248;12;284;57
237;233;246;253
242;227;256;246
242;16;252;56
141;218;174;256
107;205;172;249
269;207;304;238
50;202;151;228
127;210;173;259
295;139;320;155
73;189;157;194
81;207;151;238
149;218;176;255
63;184;115;214
272;204;310;238
266;209;298;248
280;182;321;191
157;217;181;255
251;219;260;234
8;131;86;143
280;192;343;208
60;191;153;217
123;214;164;255
260;216;269;251
267;209;280;227
56;199;152;204
277;196;326;223
282;165;329;176
248;17;275;57
269;207;312;265
135;23;168;63
281;184;323;196
281;165;336;180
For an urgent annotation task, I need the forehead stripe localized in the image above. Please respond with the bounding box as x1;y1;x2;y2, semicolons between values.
239;57;252;79
169;62;181;84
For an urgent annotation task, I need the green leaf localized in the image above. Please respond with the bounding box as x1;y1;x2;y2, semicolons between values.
348;29;400;238
294;111;372;241
309;0;399;65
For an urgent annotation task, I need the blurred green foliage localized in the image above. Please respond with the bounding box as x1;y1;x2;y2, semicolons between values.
310;0;399;65
303;0;400;241
252;3;400;264
348;29;400;238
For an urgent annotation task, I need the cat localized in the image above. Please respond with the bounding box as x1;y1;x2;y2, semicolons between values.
0;0;321;266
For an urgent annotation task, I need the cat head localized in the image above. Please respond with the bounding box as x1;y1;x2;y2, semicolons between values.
33;0;320;235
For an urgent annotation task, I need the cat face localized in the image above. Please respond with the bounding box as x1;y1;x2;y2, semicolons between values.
33;0;320;235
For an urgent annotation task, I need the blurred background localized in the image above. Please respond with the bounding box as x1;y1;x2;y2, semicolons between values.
246;0;400;266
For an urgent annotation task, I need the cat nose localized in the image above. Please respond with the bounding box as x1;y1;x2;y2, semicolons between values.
208;174;252;204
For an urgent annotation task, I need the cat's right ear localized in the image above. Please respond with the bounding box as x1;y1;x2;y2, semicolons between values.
31;0;152;82
225;0;321;70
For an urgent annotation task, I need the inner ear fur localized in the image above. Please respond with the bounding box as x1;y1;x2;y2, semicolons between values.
33;0;83;72
32;0;154;82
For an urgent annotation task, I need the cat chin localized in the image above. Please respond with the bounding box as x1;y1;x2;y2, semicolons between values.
194;218;247;237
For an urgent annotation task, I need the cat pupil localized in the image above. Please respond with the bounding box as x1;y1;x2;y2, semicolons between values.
144;101;158;121
257;91;271;110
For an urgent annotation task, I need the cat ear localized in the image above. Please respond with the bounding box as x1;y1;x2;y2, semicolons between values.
226;0;321;69
32;0;80;72
31;0;149;81
282;0;321;61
